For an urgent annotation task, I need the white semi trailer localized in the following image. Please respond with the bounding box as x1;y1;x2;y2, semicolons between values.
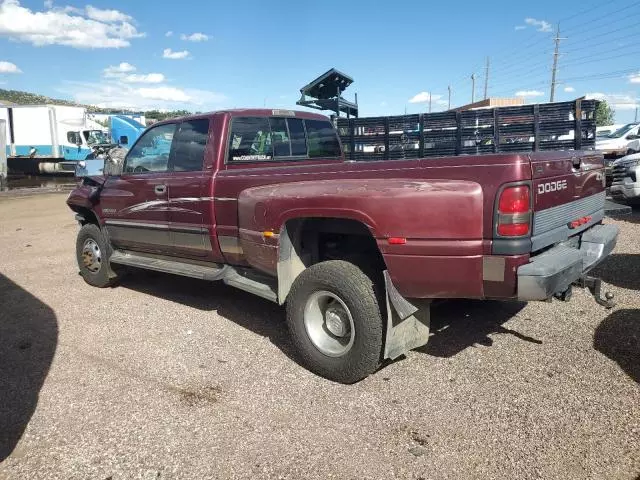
0;105;108;174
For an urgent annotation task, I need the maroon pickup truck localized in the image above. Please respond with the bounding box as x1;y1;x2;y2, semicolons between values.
67;108;618;383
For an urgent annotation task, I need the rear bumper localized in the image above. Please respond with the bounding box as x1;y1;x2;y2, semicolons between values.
517;224;618;301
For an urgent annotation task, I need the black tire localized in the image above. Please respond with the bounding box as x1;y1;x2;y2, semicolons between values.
286;260;384;383
75;223;118;288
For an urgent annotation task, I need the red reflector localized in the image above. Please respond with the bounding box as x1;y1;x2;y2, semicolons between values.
498;223;529;236
569;220;580;229
388;237;407;245
498;186;530;214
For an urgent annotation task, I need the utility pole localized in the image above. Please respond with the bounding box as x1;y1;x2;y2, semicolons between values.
483;57;490;100
550;25;566;102
448;85;451;110
428;92;432;113
635;106;638;122
471;73;476;103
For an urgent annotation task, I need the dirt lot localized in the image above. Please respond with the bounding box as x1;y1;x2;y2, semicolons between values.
0;193;638;480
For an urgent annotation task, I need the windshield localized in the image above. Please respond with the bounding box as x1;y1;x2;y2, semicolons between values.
607;124;638;139
84;130;110;145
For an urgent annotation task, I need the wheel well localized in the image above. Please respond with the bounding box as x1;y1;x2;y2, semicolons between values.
277;217;385;304
71;206;99;226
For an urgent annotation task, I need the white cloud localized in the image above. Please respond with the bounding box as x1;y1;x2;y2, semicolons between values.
123;73;165;84
0;0;143;48
165;30;173;37
163;48;190;59
515;90;545;97
43;0;52;8
629;72;640;84
102;63;164;84
409;91;442;104
564;86;575;93
103;62;136;77
64;80;225;110
586;92;639;110
515;17;552;33
0;60;21;73
180;32;208;42
138;86;190;102
84;5;131;23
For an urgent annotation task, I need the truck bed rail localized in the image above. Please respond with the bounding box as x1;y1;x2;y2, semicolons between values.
336;99;597;161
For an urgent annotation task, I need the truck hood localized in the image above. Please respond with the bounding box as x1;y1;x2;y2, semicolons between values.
596;138;626;149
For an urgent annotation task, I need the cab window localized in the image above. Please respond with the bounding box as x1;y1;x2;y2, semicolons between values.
169;119;210;172
228;117;272;162
305;119;341;158
124;123;176;174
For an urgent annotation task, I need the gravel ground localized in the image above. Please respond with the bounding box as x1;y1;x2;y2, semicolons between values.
0;193;638;480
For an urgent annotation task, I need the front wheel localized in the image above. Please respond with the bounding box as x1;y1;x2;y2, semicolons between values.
286;260;384;383
75;223;118;287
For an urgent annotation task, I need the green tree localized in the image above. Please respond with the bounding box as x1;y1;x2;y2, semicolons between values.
595;100;615;126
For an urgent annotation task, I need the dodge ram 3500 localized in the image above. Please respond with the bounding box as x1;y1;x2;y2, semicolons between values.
67;108;618;383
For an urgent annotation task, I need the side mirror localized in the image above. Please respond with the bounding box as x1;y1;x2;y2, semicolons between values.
104;156;124;176
119;135;128;145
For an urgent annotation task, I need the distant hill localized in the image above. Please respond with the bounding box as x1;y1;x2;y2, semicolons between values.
0;88;84;108
0;88;194;120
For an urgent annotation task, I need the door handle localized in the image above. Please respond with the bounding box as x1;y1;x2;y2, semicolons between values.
154;184;166;195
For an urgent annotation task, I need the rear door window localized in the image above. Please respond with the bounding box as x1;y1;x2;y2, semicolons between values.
228;117;272;162
305;119;341;158
228;116;340;162
170;119;210;172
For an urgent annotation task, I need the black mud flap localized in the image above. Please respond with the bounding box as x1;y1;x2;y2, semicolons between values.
383;271;431;359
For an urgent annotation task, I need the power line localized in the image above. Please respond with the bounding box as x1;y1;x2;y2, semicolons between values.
561;0;640;35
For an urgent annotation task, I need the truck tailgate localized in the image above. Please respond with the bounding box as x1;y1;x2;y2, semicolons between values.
529;151;606;252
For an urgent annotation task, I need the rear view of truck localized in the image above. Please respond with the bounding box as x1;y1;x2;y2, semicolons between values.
338;99;617;306
501;151;616;305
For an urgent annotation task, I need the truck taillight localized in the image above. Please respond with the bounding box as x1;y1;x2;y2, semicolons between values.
497;185;531;237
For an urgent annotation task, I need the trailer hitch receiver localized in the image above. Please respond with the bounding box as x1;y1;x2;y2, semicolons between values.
573;275;615;309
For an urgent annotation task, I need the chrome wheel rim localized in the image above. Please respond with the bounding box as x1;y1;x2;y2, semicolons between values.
81;238;102;273
303;290;355;357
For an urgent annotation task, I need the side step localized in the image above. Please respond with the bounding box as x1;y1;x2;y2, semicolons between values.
110;250;278;303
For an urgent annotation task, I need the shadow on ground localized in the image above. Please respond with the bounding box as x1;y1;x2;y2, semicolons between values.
0;273;58;462
419;299;533;357
594;308;640;383
120;271;535;365
591;253;640;291
119;269;295;356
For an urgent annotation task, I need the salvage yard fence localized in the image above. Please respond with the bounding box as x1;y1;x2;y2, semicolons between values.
336;99;597;161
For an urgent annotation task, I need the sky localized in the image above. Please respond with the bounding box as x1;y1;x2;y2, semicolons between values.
0;0;639;123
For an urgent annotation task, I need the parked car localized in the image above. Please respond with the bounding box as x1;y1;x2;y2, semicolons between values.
610;151;640;204
67;108;618;383
596;123;640;158
596;124;625;138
